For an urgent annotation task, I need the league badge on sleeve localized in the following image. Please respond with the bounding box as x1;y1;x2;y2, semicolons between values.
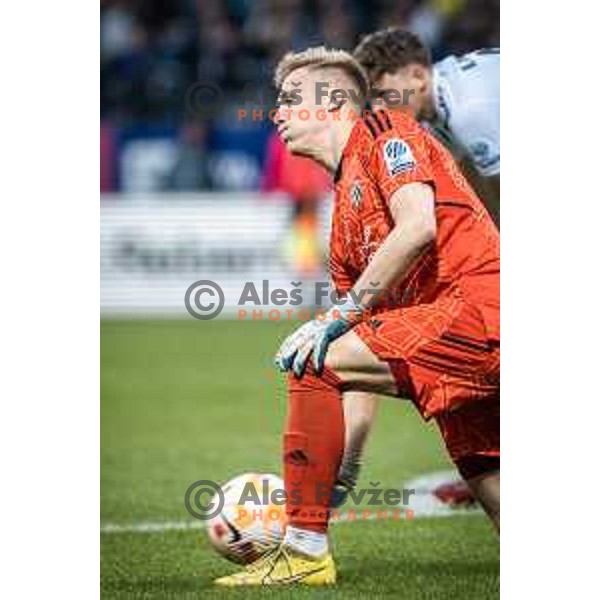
383;138;416;176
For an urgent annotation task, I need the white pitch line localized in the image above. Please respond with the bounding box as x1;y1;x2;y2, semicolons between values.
101;505;480;535
101;520;207;534
101;471;483;535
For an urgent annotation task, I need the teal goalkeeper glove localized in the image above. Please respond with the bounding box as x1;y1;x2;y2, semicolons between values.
274;299;362;377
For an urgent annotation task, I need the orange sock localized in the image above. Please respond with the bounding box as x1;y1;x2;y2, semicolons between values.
283;367;344;533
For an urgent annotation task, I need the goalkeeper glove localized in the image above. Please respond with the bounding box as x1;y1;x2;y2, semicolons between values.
274;298;362;377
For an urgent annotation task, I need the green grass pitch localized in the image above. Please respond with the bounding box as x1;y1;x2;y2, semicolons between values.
101;319;499;599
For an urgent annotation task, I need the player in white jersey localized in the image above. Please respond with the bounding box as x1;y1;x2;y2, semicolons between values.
432;50;500;177
354;29;499;222
326;30;500;509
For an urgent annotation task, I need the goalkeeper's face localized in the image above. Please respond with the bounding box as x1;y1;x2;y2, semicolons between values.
276;67;340;159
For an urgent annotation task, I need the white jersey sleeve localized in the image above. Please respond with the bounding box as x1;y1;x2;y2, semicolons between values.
432;49;500;176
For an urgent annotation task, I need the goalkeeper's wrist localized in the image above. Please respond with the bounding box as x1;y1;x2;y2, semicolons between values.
326;295;363;324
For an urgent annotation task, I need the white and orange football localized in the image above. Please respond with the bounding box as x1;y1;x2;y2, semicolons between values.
206;472;287;564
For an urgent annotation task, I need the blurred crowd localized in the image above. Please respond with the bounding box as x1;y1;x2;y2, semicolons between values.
101;0;499;124
100;0;499;193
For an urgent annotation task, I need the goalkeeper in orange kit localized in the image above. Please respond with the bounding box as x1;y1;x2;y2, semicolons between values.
215;46;499;587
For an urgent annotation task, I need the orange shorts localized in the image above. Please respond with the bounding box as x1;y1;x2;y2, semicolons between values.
435;392;499;468
355;294;499;463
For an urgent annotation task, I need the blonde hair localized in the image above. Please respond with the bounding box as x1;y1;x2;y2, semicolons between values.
274;46;369;105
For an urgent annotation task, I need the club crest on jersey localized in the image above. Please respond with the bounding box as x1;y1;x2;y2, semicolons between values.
350;180;363;209
383;138;415;176
469;139;499;170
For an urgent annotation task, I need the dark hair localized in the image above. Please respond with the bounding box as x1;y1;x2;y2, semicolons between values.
353;28;432;81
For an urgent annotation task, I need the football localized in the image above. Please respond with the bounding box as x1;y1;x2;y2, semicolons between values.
206;472;287;564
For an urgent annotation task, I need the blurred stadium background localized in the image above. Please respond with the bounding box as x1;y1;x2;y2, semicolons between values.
101;0;498;313
101;1;500;597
